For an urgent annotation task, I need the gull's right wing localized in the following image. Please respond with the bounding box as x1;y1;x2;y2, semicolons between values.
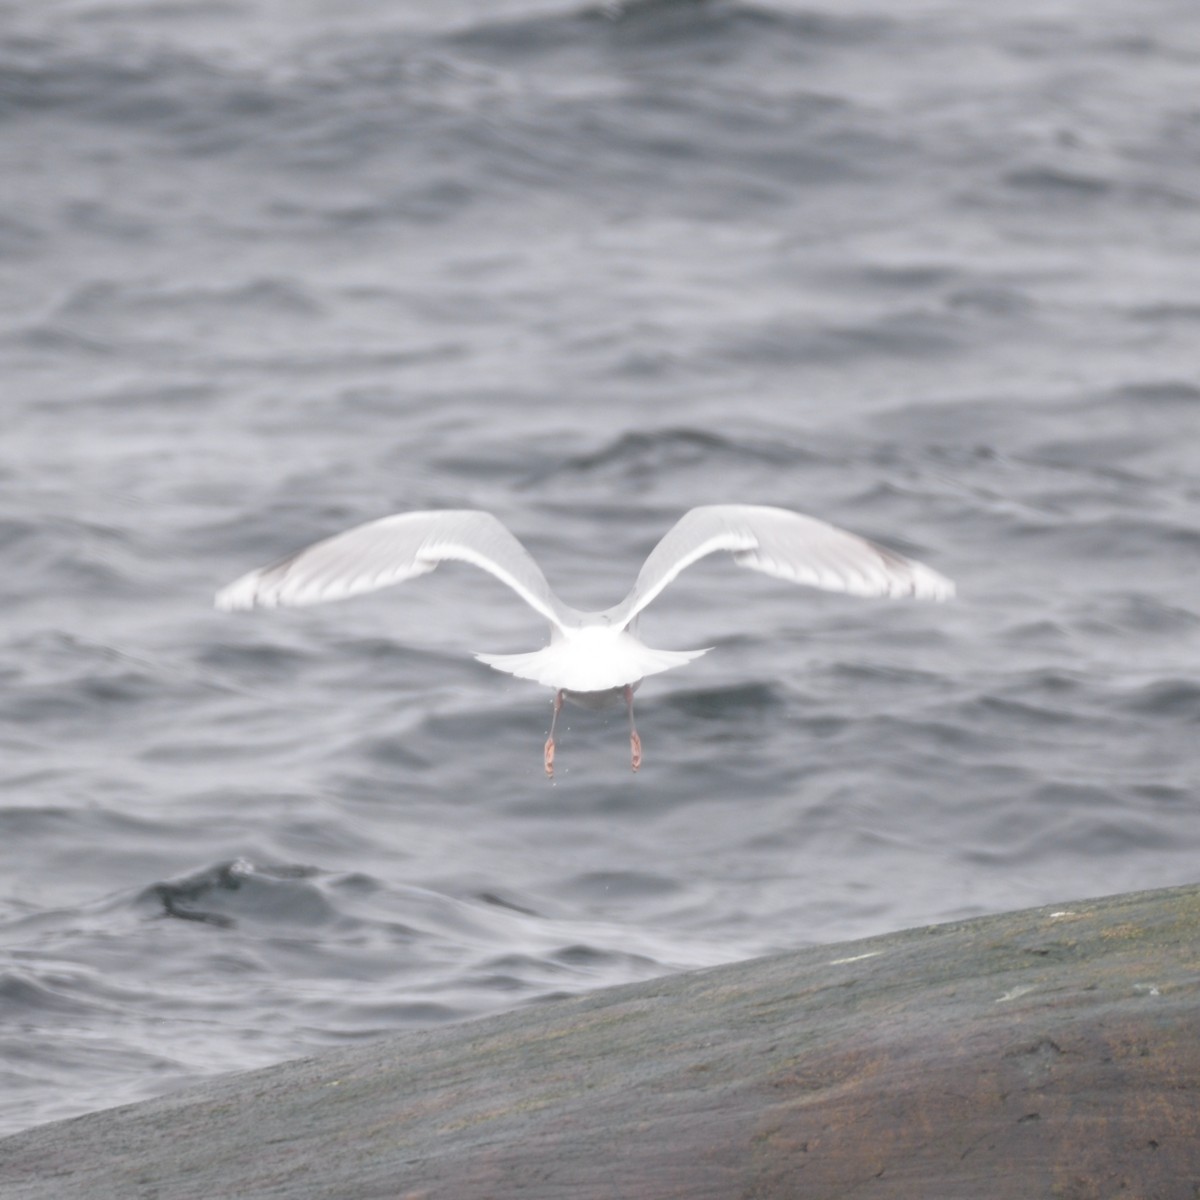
609;504;954;627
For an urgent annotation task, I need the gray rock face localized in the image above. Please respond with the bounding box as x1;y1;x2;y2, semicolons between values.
3;884;1199;1199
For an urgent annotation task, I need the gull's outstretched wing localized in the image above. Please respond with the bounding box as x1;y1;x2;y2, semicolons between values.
216;510;571;629
609;504;954;627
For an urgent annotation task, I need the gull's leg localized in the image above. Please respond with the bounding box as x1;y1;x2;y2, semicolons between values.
624;684;642;773
544;689;564;778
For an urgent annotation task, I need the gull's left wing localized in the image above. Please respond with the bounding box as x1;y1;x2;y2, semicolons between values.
216;509;573;630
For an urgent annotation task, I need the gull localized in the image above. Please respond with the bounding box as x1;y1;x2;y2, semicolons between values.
216;505;954;776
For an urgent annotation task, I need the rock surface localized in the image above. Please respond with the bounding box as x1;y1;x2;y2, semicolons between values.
2;883;1199;1199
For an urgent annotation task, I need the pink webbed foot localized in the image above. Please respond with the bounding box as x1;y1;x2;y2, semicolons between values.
544;689;564;780
623;684;642;772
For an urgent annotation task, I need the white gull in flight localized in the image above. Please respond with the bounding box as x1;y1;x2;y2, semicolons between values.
216;505;954;776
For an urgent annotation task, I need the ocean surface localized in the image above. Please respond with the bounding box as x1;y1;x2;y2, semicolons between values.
3;0;1200;1138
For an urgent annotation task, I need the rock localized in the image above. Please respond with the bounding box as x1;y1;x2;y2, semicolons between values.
2;883;1199;1199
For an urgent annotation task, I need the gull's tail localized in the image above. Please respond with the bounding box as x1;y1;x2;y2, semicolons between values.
475;642;709;693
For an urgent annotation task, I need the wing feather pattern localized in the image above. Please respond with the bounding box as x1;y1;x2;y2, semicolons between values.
216;510;571;629
610;505;953;627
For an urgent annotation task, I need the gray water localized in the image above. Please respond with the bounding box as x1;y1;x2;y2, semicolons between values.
3;0;1200;1138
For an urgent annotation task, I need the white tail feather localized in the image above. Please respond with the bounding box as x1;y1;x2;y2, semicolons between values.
476;633;708;693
